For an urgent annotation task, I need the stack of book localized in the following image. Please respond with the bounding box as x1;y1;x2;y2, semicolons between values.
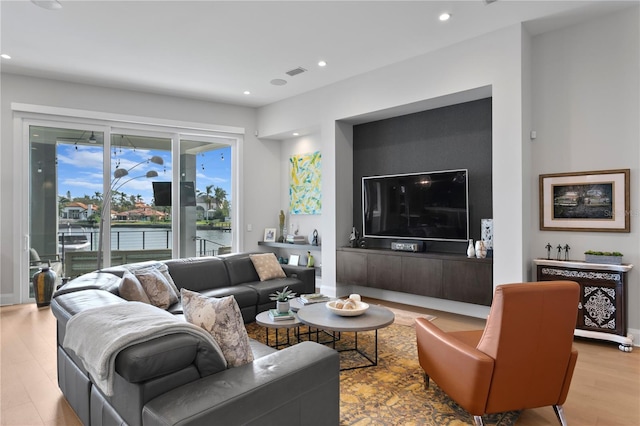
268;309;295;321
300;293;330;305
285;234;307;244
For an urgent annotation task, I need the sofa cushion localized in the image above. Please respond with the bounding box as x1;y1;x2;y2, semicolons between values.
135;268;179;310
54;272;122;297
118;272;151;304
115;333;227;383
166;286;258;317
244;277;310;305
181;289;254;368
249;253;286;281
221;254;261;286
165;257;231;291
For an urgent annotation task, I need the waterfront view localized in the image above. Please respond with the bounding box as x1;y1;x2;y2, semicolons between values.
59;226;232;257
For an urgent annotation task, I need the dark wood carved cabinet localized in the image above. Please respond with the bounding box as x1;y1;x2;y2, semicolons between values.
337;247;493;306
534;259;634;352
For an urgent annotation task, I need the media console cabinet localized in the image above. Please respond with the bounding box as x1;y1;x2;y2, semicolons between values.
336;247;493;306
533;258;634;352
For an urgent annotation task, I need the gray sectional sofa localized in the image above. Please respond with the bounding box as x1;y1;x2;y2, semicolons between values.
51;252;340;426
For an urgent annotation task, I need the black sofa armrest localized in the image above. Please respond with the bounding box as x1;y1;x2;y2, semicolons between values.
115;334;227;383
281;264;316;294
142;341;339;426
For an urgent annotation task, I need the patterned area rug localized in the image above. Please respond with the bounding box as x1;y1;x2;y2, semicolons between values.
245;320;520;426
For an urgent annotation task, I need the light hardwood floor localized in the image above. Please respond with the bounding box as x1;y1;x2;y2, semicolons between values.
1;300;639;425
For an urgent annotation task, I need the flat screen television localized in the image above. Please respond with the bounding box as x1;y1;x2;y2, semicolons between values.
152;181;197;207
362;169;469;242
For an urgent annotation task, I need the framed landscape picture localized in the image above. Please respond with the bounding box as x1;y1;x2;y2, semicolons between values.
539;169;630;232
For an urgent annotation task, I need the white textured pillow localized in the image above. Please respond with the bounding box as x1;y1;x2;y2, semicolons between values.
249;253;286;281
181;289;254;368
118;272;151;304
135;267;179;309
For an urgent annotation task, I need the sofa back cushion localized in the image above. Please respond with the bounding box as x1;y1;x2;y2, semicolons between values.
54;272;122;297
165;257;230;291
221;253;261;286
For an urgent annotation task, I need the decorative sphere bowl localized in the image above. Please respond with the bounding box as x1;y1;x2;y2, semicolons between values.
325;300;369;317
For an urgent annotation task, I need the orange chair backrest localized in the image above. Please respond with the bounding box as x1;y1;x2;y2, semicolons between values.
476;281;579;413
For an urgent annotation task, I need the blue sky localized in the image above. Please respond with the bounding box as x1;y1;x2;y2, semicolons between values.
57;144;231;205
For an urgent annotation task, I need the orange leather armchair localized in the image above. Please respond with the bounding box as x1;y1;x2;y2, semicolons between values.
415;281;580;426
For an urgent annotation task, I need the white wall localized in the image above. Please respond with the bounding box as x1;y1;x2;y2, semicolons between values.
279;133;323;243
265;132;325;276
0;74;275;304
530;7;640;335
258;24;527;317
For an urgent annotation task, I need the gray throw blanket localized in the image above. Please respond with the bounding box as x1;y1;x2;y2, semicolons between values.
63;301;224;396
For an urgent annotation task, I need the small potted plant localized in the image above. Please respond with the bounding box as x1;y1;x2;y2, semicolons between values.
269;286;297;313
584;250;624;265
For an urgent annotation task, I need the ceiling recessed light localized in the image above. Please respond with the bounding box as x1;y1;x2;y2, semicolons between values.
439;12;451;21
293;133;299;136
243;90;251;95
1;54;11;59
318;60;327;67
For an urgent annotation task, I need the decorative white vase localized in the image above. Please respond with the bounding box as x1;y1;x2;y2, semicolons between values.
276;300;290;313
467;239;475;258
475;240;487;259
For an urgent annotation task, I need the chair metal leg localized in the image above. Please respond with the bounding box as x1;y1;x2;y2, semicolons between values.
553;405;568;426
473;415;484;426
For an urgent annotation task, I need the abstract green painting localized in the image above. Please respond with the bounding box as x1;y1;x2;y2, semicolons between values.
289;151;321;214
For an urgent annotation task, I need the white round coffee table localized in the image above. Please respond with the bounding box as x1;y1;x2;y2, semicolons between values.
255;311;301;348
296;303;395;370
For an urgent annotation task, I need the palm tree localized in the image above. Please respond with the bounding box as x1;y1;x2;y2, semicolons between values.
58;195;70;218
214;187;227;211
117;192;128;211
197;185;214;220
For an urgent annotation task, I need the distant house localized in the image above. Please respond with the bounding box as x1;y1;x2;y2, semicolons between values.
196;194;218;220
115;206;168;221
60;202;97;220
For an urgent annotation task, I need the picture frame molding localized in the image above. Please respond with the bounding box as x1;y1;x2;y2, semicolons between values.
539;168;630;232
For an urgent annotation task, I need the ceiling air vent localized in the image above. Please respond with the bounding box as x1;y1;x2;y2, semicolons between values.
286;67;307;77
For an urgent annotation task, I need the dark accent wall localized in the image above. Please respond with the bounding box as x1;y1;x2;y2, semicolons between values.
353;97;492;254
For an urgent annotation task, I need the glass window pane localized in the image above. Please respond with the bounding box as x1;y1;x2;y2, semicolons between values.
180;139;232;257
105;134;171;266
30;125;104;294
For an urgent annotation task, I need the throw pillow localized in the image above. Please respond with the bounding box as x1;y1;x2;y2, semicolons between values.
118;272;151;304
128;262;181;296
249;253;286;281
135;267;179;309
181;289;254;368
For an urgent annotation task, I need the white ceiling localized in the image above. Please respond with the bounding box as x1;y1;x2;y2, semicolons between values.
1;1;635;108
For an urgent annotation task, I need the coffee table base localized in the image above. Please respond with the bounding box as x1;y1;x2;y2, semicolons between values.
327;329;379;370
265;327;297;349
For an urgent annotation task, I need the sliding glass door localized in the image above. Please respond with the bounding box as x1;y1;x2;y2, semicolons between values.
29;125;104;294
180;137;233;257
25;121;236;303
